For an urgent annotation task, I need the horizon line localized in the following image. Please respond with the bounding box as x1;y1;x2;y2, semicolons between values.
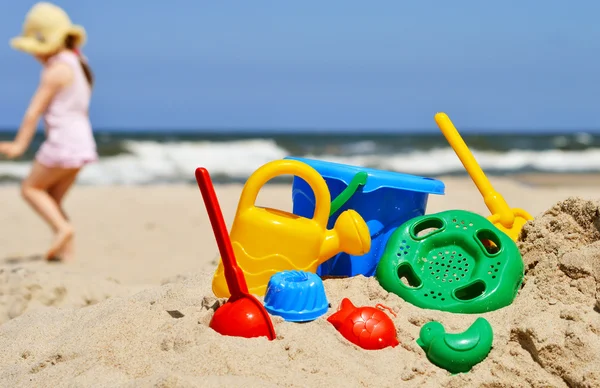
0;126;599;135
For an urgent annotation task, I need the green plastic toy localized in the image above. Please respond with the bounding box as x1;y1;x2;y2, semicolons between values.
375;209;524;313
417;317;493;374
329;171;368;216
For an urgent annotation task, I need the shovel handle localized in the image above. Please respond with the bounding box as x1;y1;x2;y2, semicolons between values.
195;167;248;297
434;113;495;196
434;112;514;225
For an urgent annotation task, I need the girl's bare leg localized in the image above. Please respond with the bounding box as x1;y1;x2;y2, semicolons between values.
47;170;80;260
21;161;79;260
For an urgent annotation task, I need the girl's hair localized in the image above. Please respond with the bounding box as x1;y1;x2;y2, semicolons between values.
64;34;94;88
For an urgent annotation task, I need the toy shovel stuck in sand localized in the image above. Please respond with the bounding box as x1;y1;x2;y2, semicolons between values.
434;112;533;241
195;167;276;341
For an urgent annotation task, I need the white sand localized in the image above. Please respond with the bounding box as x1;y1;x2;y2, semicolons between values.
0;176;599;387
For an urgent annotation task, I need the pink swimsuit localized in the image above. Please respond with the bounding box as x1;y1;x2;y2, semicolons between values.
35;51;98;169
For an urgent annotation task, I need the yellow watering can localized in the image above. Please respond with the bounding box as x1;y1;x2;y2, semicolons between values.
212;159;371;298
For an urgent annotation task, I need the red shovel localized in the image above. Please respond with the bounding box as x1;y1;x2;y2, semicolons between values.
195;167;276;340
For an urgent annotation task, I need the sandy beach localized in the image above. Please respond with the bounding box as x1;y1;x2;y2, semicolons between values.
0;175;599;387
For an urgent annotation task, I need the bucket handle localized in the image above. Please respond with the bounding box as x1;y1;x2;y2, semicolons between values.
237;159;331;227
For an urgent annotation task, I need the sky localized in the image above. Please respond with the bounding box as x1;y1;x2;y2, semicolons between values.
1;1;600;133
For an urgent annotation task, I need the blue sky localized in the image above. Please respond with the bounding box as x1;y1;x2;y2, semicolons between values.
1;1;599;132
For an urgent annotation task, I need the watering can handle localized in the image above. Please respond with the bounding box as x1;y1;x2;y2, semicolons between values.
237;159;331;227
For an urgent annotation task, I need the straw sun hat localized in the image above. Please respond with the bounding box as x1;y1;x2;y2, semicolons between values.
10;2;86;56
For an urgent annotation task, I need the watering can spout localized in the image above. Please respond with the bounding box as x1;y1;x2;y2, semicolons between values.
318;209;371;264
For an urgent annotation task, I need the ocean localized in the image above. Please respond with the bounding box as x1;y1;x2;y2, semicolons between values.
0;130;599;185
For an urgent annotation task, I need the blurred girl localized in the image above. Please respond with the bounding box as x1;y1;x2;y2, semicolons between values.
0;2;97;261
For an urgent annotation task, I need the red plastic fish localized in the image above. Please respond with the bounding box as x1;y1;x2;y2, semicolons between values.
327;298;399;350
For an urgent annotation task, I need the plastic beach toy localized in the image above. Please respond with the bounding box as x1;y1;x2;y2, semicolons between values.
434;112;533;241
212;159;371;298
329;171;368;216
376;209;524;313
327;298;399;350
195;167;276;340
263;270;329;322
286;157;445;278
417;317;493;374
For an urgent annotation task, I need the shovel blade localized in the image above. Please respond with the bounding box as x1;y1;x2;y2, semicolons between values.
487;208;533;241
491;218;529;241
209;295;276;340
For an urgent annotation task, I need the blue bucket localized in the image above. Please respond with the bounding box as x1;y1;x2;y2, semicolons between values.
285;157;445;277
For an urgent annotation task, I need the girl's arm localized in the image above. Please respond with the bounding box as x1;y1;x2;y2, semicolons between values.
0;62;73;158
